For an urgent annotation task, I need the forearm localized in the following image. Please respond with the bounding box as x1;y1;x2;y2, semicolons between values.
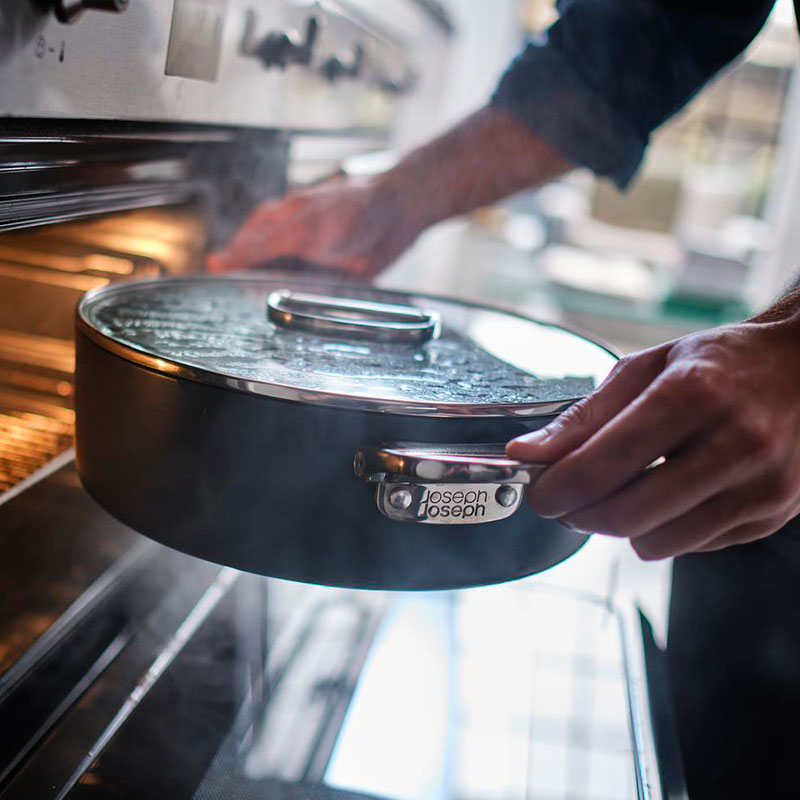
373;106;573;234
488;0;775;190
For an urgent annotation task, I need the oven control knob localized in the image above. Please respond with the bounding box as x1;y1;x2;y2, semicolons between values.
320;43;364;82
378;68;418;96
241;13;319;70
55;0;129;24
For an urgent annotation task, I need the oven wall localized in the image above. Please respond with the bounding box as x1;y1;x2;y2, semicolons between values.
0;123;290;492
0;0;423;133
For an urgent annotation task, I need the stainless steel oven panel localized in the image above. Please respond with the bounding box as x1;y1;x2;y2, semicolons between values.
0;0;434;131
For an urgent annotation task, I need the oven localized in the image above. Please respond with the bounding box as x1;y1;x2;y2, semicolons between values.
0;2;687;798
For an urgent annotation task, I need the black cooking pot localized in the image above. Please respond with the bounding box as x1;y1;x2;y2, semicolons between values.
74;274;617;590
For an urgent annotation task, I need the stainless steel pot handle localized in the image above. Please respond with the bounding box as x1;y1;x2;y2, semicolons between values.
267;290;441;344
354;443;548;525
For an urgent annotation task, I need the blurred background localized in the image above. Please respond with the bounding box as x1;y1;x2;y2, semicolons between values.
379;0;800;355
358;0;800;630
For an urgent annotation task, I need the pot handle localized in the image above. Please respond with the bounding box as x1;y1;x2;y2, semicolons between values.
267;290;440;344
354;443;548;525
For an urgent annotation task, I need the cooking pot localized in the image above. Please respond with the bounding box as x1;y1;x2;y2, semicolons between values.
74;274;617;589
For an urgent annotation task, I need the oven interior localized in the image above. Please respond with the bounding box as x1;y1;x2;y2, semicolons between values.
0;121;288;492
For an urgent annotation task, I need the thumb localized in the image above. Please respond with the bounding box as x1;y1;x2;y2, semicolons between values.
506;344;669;463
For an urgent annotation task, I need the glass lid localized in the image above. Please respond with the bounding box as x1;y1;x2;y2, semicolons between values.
77;275;617;417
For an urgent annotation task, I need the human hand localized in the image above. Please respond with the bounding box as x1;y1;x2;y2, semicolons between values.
507;303;800;559
206;175;421;277
206;107;574;277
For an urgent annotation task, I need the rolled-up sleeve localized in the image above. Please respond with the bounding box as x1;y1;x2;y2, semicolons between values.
492;0;776;188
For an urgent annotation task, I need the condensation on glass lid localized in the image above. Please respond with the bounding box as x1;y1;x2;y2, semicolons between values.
80;278;617;412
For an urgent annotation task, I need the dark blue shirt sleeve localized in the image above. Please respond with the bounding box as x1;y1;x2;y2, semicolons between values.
491;0;776;188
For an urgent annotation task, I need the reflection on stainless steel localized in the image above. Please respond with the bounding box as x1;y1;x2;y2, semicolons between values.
0;209;205;492
78;276;615;417
356;442;546;484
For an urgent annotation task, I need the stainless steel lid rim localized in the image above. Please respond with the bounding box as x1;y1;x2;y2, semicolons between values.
76;317;582;419
77;274;617;419
74;327;556;435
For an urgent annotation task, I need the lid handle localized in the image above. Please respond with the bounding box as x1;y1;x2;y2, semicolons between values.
267;290;440;344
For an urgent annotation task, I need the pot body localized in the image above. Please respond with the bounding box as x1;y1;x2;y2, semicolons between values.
75;332;588;590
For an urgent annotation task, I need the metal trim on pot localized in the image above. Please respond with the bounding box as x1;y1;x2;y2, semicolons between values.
76;274;617;419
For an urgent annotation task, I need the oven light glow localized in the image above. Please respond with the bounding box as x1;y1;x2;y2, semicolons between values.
83;254;135;275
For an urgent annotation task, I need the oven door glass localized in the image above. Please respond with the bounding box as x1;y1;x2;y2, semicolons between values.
0;206;206;492
0;459;675;800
